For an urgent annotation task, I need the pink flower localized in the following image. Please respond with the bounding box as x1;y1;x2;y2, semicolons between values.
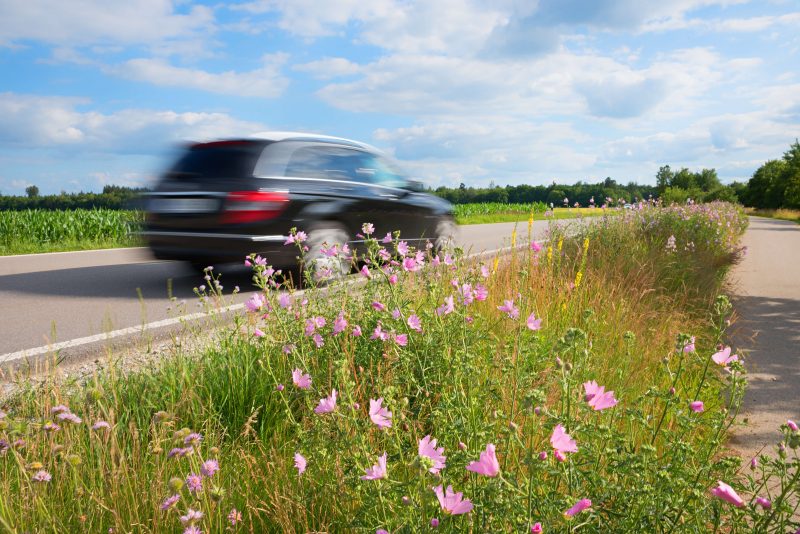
227;508;242;525
292;369;312;389
200;459;219;477
244;293;265;312
530;241;542;252
57;412;82;424
419;435;447;474
582;380;618;411
538;451;548;460
474;284;488;301
315;389;337;414
32;470;51;483
788;420;798;432
180;508;203;524
564;498;592;517
711;346;738;367
161;494;180;510
333;313;348;335
186;473;202;493
295;231;307;243
313;333;324;348
497;300;519;319
436;296;455;316
397;241;409;256
402;257;419;272
550;424;578;454
360;265;372;279
352;325;362;336
362;223;375;235
554;450;566;462
372;301;387;312
389;274;398;284
756;496;772;509
391;308;402;320
369;398;392;428
466;443;500;477
407;314;422;332
361;452;388;480
683;336;696;353
294;452;307;475
184;526;202;534
431;518;439;528
690;401;704;412
531;523;542;533
480;265;490;278
253;327;265;337
377;530;390;534
392;333;408;346
710;480;745;507
526;312;542;331
278;293;292;309
371;324;389;341
433;485;473;515
382;232;393;243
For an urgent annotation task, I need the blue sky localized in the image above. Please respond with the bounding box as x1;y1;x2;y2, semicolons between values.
0;0;798;195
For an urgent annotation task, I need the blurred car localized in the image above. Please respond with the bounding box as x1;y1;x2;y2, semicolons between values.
140;132;456;275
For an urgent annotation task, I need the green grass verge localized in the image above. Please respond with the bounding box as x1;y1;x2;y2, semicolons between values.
455;207;613;225
745;208;800;224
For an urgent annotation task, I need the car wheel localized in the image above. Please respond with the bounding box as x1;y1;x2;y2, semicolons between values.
433;217;458;254
303;223;352;283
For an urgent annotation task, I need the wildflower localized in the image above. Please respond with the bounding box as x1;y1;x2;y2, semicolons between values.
201;459;219;478
526;312;542;331
57;412;82;424
683;336;696;353
276;383;284;391
254;255;267;266
550;424;578;455
253;327;265;337
278;293;292;309
333;313;348;335
244;293;265;312
184;526;201;534
433;485;473;515
227;508;242;526
564;498;592;517
184;433;202;446
750;457;758;469
43;422;60;432
458;441;467;451
418;435;446;474
408;314;422;332
352;325;363;336
554;450;566;462
402;257;420;272
392;333;408;347
32;470;51;483
361;452;388;480
788;420;799;432
186;473;203;493
481;265;490;278
50;404;69;415
168;447;192;458
497;300;519;319
292;369;312;389
313;333;324;348
294;453;307;475
92;421;111;431
666;235;677;252
711;346;738;367
474;284;488;301
531;523;542;533
391;308;402;320
315;390;337;414
369;398;392;428
180;508;203;524
431;518;440;528
360;265;372;279
710;480;745;507
583;381;618;411
444;254;455;266
377;530;390;534
382;232;393;243
160;494;180;510
372;301;387;312
530;241;542;252
756;497;772;509
371;324;389;341
362;223;375;235
397;241;409;256
538;451;547;460
690;401;704;412
466;443;500;477
436;296;455;316
574;271;583;288
389;273;398;284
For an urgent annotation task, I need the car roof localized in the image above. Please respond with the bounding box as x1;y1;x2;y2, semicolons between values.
247;131;377;151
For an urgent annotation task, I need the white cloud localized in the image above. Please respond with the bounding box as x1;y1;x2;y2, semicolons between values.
0;0;214;48
113;54;289;98
293;57;361;79
0;92;266;152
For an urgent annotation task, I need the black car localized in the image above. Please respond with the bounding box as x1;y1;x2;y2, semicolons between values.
141;132;456;276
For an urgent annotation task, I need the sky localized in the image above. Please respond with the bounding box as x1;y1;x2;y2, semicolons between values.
0;0;799;195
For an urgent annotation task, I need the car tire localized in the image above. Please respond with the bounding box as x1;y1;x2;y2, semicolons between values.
303;222;352;283
433;217;458;254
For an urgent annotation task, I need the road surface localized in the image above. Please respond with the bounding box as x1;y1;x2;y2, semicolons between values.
728;216;800;458
0;220;558;365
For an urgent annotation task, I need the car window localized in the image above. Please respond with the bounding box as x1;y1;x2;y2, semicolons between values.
356;154;409;189
284;146;364;181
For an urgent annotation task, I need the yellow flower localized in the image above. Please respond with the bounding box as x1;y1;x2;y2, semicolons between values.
557;238;564;252
583;237;590;254
511;228;517;248
493;256;499;273
575;271;583;288
528;212;534;235
546;246;553;263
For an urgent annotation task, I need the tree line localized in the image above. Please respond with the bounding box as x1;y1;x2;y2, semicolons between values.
0;185;147;211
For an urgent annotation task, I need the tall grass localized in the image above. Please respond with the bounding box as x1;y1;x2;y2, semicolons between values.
2;203;797;532
0;209;143;255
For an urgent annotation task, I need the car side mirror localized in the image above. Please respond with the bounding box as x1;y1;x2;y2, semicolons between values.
407;180;425;193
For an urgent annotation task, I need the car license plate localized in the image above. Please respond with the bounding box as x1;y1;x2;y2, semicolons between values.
149;197;219;214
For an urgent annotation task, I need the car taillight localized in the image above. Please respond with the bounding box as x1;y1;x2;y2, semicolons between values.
221;191;289;224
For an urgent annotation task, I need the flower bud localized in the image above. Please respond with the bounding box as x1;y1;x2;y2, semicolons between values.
168;477;184;492
458;442;467;451
538;451;547;461
401;496;412;506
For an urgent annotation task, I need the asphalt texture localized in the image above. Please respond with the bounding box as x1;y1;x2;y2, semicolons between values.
727;216;800;458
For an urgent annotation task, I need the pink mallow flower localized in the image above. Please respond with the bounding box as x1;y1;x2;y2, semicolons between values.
433;485;473;515
408;314;422;332
360;265;372;279
550;424;578;455
244;293;265;312
690;401;705;413
392;333;408;347
531;523;543;533
583;380;618;411
315;390;337;414
564;498;592;517
436;296;455;316
526;312;542;331
294;452;307;475
497;300;519;319
333;313;348;335
683;336;696;353
756;496;772;509
710;480;745;507
369;398;392;429
361;452;388;480
788;420;799;432
292;369;312;389
711;346;738;367
466;443;500;477
530;241;542;252
419;435;447;474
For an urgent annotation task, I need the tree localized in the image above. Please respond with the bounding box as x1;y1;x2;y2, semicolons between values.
655;166;673;193
782;140;800;209
25;185;39;198
695;169;721;192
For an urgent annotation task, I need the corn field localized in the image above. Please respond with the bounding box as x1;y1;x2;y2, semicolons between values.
453;201;547;218
0;209;144;254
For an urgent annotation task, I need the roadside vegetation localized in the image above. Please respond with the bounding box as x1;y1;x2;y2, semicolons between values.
744;208;800;224
453;203;610;225
3;202;797;532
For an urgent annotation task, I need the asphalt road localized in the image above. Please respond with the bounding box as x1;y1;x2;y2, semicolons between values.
0;220;559;362
727;216;800;458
